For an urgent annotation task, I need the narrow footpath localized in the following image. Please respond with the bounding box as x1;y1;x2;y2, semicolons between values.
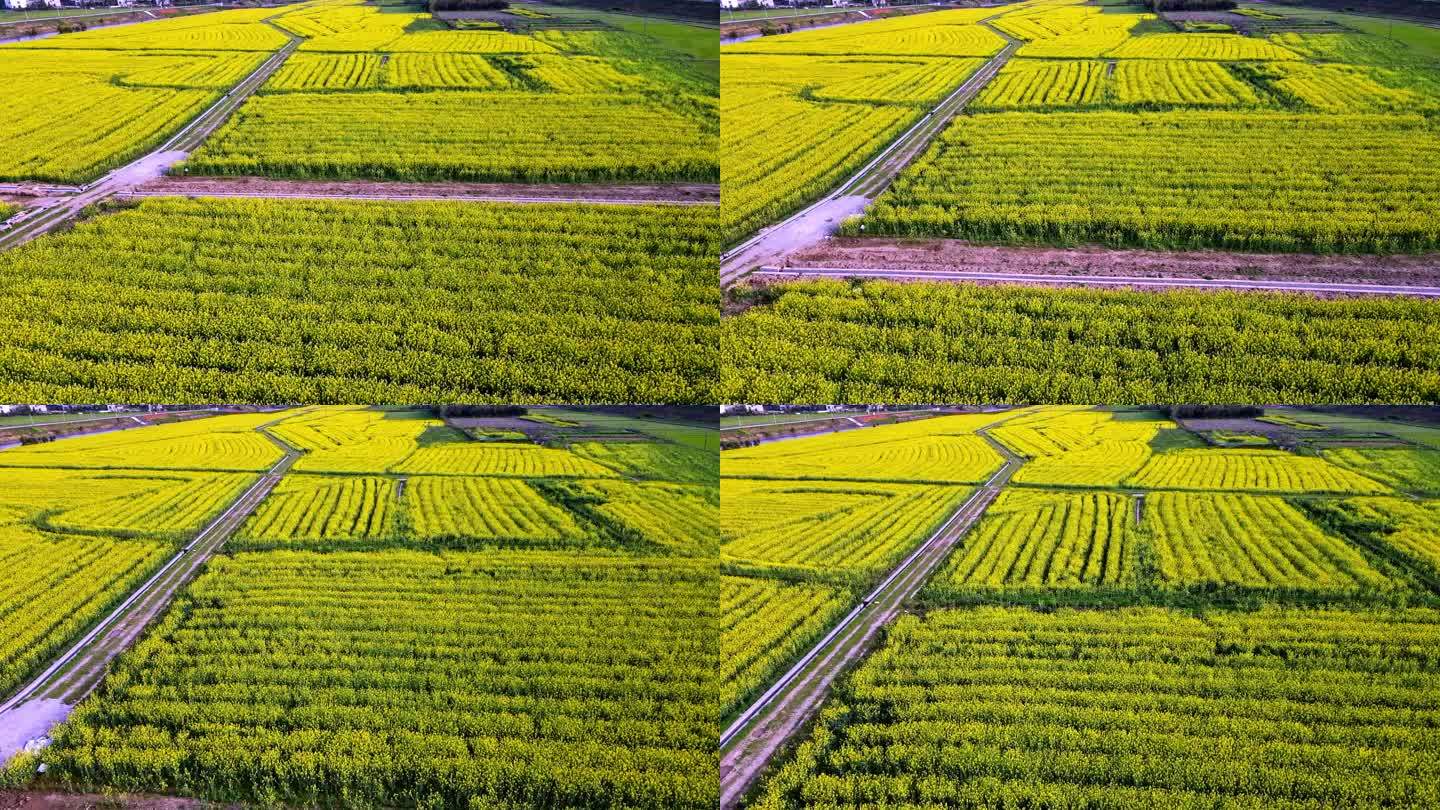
718;427;1024;809
0;419;302;764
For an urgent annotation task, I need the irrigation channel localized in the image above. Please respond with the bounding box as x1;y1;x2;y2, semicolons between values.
0;418;304;764
718;423;1026;809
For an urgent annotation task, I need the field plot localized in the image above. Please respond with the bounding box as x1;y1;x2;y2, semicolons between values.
404;476;586;545
998;408;1166;487
721;478;967;581
0;49;268;183
0;197;719;403
722;280;1440;403
721;575;851;720
0;525;167;704
1325;447;1440;495
934;489;1134;591
722;20;987;242
189;92;715;183
0;411;283;472
573;441;716;483
42;550;718;809
0;415;283;703
1145;492;1396;592
722;415;1004;483
1321;496;1440;576
751;607;1440;808
184;0;718;183
235;474;399;547
854;112;1440;253
12;7;287;51
585;481;719;553
1126;448;1389;493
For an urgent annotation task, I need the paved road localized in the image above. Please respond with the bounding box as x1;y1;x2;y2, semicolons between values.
0;423;301;764
718;428;1024;809
0;26;299;251
720;196;871;286
720;23;1019;287
753;266;1440;297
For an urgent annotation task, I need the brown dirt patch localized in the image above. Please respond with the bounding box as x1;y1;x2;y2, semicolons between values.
783;237;1440;286
136;177;719;204
0;791;227;810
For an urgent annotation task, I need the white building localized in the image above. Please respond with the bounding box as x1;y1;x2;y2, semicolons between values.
721;0;776;9
3;0;33;10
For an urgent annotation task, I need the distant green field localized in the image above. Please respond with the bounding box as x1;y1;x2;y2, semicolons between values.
1282;409;1440;449
0;411;128;427
545;408;719;451
722;7;844;21
720;411;865;429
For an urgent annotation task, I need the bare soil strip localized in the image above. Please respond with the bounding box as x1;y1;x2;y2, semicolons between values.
132;176;721;205
771;237;1440;288
719;427;1025;809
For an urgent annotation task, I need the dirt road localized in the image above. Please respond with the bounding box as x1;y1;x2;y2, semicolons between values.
129;177;720;206
720;24;1019;286
718;429;1024;809
0;421;301;764
754;265;1440;297
775;237;1440;286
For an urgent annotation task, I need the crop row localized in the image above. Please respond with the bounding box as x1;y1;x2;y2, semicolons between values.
973;59;1267;111
752;606;1440;808
1127;449;1388;493
723;9;1003;58
47;473;256;539
723;279;1440;403
720;574;851;720
722;432;1002;484
42;550;718;809
0;197;719;403
186;91;717;183
937;489;1134;589
265;52;653;94
0;411;284;472
721;478;967;580
1146;492;1394;591
0;525;167;701
853;112;1440;253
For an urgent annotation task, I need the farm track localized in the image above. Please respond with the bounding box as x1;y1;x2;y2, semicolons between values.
719;23;1020;287
0;23;300;252
752;265;1440;297
0;416;303;763
125;178;721;206
718;427;1024;809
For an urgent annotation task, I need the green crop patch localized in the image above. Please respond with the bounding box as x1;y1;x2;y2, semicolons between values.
0;198;718;403
751;606;1440;808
